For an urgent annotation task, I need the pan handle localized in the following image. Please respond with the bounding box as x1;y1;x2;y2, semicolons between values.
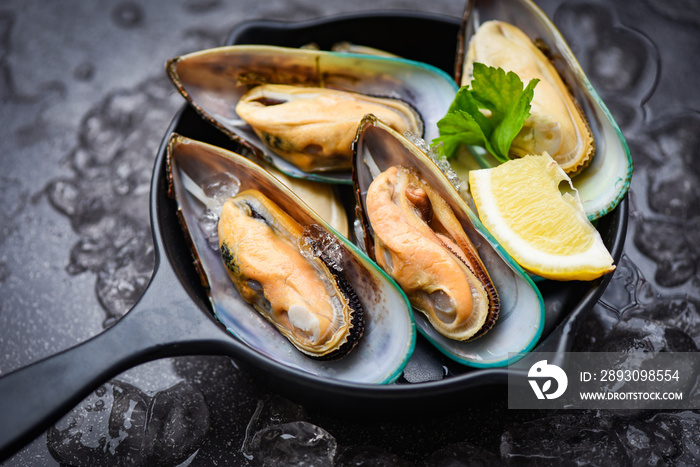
0;255;236;462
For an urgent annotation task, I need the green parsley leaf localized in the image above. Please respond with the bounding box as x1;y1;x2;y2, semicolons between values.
432;63;538;163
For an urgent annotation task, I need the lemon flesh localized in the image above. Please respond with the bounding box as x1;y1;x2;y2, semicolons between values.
469;153;615;281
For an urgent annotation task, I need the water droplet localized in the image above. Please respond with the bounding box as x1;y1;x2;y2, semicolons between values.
111;2;143;29
74;62;95;82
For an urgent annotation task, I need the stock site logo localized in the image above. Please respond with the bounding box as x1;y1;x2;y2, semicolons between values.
528;360;568;400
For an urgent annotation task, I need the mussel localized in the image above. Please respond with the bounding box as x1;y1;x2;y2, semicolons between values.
455;0;632;221
353;115;544;367
167;133;415;382
218;190;363;360
365;165;498;341
234;84;422;173
166;45;458;183
463;20;595;176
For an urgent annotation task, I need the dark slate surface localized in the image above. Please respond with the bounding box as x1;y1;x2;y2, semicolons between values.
1;0;700;465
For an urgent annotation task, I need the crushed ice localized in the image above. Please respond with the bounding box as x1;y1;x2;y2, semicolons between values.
188;171;240;251
48;381;209;466
241;396;336;467
46;77;180;321
405;131;463;193
299;224;344;272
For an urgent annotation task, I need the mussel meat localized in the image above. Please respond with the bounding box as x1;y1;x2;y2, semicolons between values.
218;189;363;359
365;165;498;341
235;84;421;172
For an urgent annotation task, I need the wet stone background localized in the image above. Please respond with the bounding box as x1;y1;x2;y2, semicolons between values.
1;0;699;465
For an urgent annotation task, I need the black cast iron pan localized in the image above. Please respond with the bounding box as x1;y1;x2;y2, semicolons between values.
0;11;627;462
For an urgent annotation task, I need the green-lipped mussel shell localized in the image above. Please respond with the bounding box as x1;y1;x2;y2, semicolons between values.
167;133;415;383
166;45;458;184
352;115;544;367
456;0;632;221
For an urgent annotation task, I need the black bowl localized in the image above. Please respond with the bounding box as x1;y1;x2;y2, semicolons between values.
161;11;627;414
157;12;628;414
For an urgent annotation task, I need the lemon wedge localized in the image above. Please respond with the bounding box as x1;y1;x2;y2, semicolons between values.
468;153;615;281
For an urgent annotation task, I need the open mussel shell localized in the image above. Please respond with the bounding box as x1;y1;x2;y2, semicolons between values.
166;45;458;184
352;116;544;367
456;0;632;221
166;133;415;383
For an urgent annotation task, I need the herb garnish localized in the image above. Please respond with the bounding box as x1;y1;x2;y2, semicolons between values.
431;63;539;163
